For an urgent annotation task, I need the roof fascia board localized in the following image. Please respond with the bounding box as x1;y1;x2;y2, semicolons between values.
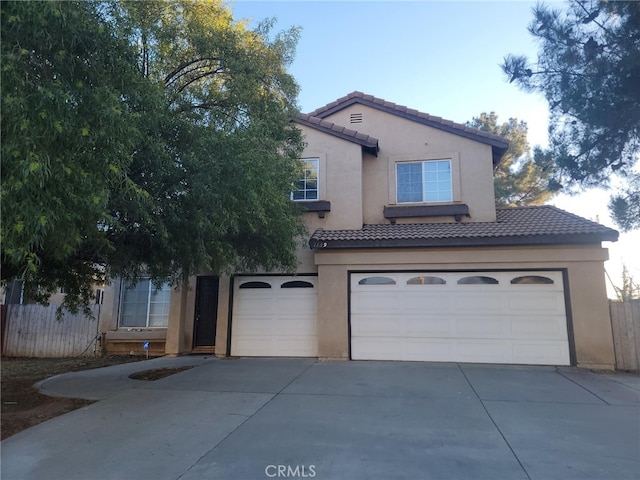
310;233;614;250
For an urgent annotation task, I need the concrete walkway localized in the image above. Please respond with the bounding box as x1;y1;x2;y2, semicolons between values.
2;358;639;480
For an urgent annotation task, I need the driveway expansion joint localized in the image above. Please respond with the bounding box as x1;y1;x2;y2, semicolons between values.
176;360;318;480
457;363;532;480
555;367;611;405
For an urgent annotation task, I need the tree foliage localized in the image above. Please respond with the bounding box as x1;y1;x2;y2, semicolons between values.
467;113;558;207
609;173;640;231
502;0;640;229
612;264;640;301
1;1;305;312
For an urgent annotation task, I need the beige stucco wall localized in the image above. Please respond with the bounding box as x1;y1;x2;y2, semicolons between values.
98;279;120;334
164;277;199;355
321;105;497;223
317;264;350;358
214;276;232;356
297;124;365;230
313;244;615;369
293;125;367;272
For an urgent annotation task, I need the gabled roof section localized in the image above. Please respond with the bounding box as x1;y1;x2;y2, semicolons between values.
309;91;510;164
309;205;619;249
295;113;379;156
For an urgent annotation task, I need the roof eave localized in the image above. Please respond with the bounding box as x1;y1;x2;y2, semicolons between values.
295;114;379;156
310;232;617;250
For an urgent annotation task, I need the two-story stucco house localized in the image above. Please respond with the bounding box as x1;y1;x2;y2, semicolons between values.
99;92;619;369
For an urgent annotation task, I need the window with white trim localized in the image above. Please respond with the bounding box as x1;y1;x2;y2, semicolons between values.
396;159;452;203
120;279;171;328
291;158;319;201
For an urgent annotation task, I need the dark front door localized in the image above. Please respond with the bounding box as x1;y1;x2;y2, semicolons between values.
193;276;219;347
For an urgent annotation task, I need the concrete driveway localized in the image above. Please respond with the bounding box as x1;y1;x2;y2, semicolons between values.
2;357;639;480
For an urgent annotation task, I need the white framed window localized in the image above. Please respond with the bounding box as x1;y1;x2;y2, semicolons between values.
396;159;452;203
119;279;171;328
291;158;319;201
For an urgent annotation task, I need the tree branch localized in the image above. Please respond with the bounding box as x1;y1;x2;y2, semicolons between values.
164;57;221;86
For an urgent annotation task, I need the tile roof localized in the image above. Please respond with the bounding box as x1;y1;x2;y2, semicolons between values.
295;113;379;155
309;206;619;249
308;91;509;164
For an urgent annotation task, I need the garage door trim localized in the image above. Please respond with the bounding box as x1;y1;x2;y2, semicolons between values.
347;268;575;365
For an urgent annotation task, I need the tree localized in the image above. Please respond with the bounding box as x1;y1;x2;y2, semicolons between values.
2;1;149;309
1;1;305;312
609;173;640;232
502;0;640;230
612;264;640;301
467;113;558;206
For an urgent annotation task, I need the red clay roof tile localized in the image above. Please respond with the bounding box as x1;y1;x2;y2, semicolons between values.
309;206;618;249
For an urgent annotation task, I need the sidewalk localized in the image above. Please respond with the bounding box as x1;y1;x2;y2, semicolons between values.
35;354;217;400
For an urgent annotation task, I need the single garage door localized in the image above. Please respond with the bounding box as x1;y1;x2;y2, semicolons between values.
231;276;317;357
351;271;570;365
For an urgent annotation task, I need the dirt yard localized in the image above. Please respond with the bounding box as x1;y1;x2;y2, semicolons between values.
1;356;147;440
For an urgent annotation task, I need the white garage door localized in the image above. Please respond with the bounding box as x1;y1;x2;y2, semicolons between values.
231;276;317;357
351;271;570;365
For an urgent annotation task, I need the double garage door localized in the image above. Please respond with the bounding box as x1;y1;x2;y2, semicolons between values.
351;271;570;365
230;271;571;365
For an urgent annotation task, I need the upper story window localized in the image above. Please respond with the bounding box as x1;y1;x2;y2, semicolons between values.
120;279;171;328
291;158;319;201
396;159;452;203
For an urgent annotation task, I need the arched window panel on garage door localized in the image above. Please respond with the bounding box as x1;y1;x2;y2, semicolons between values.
457;276;499;285
238;281;272;289
511;275;554;285
281;281;314;288
406;276;446;285
358;276;396;285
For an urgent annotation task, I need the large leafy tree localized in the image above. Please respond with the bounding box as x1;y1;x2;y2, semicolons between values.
502;0;640;230
1;1;305;311
467;113;558;206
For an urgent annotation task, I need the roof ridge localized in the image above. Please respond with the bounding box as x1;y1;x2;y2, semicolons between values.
497;205;608;226
495;205;551;210
308;91;509;147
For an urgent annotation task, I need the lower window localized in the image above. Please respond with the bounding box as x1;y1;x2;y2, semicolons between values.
120;279;171;328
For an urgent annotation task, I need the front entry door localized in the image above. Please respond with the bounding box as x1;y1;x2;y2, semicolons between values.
193;276;219;347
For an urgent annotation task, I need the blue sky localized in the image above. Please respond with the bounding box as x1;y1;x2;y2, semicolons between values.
232;0;638;294
233;1;550;145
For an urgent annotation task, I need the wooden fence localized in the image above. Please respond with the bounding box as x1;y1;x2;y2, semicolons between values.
2;304;100;358
609;299;640;371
